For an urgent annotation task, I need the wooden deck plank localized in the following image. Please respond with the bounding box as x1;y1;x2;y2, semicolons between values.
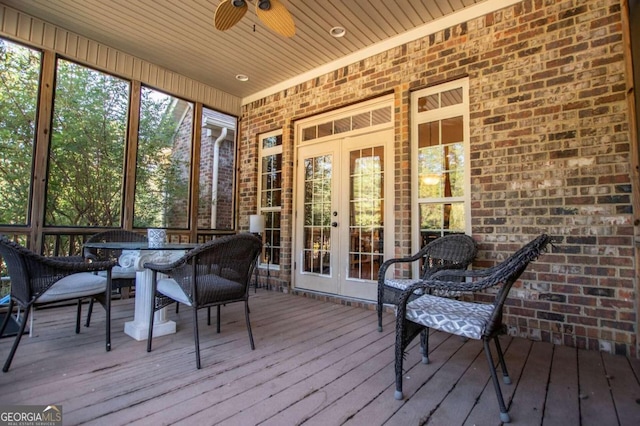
300;335;438;425
2;292;329;401
1;290;638;426
75;295;374;424
463;337;533;425
601;352;640;425
384;335;483;425
504;340;554;425
578;348;618;426
220;317;398;425
542;344;580;425
343;332;468;425
410;339;488;425
178;308;387;424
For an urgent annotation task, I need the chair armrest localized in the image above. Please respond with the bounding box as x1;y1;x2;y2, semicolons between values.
423;262;469;279
144;258;188;274
40;256;116;273
377;252;427;284
51;255;86;263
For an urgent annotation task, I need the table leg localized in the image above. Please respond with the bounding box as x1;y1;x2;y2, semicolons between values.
124;268;176;341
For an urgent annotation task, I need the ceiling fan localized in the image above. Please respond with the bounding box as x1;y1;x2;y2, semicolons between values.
214;0;296;38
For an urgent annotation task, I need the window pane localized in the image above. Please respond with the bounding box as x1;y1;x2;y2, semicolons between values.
418;121;439;148
197;107;236;230
447;203;465;232
262;133;282;149
445;142;464;172
264;210;281;265
259;131;283;266
0;39;40;225
420;203;442;230
47;59;129;226
418;94;439;112
418;146;443;198
302;126;316;141
135;87;193;228
441;88;463;107
442;116;463;144
318;122;333;138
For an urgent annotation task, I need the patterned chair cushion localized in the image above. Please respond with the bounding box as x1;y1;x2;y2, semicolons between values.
384;278;422;292
384;278;460;298
403;294;494;340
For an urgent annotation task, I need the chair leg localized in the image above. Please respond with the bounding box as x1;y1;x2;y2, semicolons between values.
146;299;156;353
76;300;82;334
245;301;255;350
494;336;511;384
377;298;383;332
394;318;408;400
105;287;111;352
85;298;94;327
216;305;221;334
483;339;511;423
2;302;31;372
420;329;430;364
193;306;201;369
207;306;211;326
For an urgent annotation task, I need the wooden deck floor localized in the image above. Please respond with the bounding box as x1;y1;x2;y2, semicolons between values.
1;289;639;425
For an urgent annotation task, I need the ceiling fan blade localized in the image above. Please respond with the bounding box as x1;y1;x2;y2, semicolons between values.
255;0;296;37
213;0;248;31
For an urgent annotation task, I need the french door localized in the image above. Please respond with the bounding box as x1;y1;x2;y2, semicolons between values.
294;128;393;300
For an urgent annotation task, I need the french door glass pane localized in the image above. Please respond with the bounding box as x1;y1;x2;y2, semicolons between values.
349;147;384;280
302;155;332;275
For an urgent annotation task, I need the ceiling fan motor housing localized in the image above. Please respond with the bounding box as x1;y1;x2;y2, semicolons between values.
258;1;271;11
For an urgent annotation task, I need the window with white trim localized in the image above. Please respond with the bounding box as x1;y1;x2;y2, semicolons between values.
411;79;471;251
258;130;282;267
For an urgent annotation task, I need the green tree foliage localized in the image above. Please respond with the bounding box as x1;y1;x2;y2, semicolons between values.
0;40;40;225
1;43;194;229
47;59;129;227
134;88;192;228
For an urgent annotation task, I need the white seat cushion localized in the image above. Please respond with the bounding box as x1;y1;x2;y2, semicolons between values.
403;294;494;340
157;278;192;306
97;266;136;280
36;272;107;303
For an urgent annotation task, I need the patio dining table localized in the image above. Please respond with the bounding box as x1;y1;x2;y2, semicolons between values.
82;241;198;341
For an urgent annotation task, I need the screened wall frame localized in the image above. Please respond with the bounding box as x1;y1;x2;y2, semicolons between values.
0;34;240;249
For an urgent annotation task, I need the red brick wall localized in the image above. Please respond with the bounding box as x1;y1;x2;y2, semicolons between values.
238;0;637;356
198;135;234;230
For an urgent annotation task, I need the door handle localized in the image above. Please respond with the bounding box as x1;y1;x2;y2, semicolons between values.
331;222;338;227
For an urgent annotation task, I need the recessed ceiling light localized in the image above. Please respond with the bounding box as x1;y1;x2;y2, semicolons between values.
236;74;249;82
329;26;346;38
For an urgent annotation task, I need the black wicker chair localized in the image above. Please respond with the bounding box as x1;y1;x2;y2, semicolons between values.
394;234;552;423
0;235;116;372
84;229;147;298
377;234;477;331
83;230;147;327
145;233;262;369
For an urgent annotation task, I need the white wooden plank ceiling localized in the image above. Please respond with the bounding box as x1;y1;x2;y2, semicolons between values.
0;0;489;101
